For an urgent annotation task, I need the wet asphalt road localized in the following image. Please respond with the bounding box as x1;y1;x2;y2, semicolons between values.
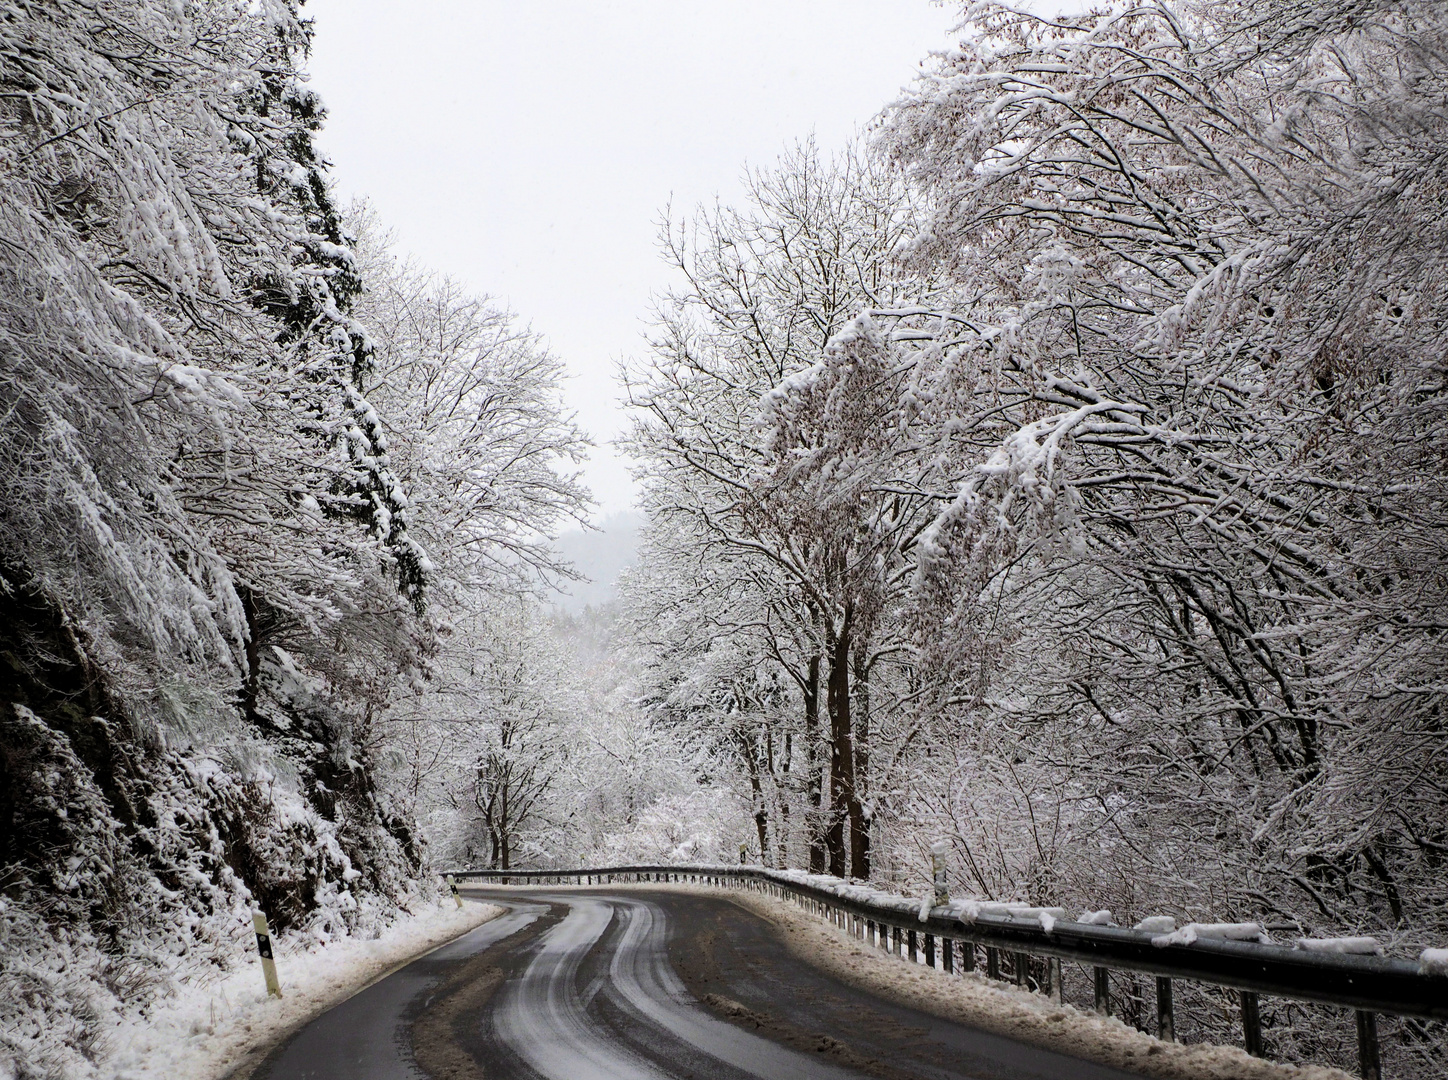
247;887;1146;1080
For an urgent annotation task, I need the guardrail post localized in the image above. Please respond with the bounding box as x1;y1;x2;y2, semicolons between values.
908;929;919;962
1047;958;1062;1002
1094;967;1110;1015
961;941;976;972
1356;1011;1381;1080
943;938;954;973
925;933;936;968
893;925;903;956
986;947;1000;980
1156;977;1174;1041
1014;951;1029;988
1241;990;1264;1057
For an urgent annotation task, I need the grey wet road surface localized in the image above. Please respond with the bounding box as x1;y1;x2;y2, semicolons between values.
249;887;1148;1080
245;902;546;1080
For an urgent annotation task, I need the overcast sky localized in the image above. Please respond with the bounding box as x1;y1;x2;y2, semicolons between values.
304;1;960;520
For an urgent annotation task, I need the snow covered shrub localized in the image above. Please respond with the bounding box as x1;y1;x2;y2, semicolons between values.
597;788;747;866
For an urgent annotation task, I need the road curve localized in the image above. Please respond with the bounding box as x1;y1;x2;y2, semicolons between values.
248;887;1147;1080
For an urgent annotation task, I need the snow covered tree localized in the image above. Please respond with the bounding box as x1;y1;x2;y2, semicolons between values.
624;141;945;878
867;3;1448;1066
1;4;456;1072
348;208;590;600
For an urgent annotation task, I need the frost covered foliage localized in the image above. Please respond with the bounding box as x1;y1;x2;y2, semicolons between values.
861;2;1448;1072
881;0;1448;944
0;571;420;1080
621;3;1448;1072
0;0;599;1064
0;3;440;1076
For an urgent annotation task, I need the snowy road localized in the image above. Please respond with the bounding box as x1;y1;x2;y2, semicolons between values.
247;888;1145;1080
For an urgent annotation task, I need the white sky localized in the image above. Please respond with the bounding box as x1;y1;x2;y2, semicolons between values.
304;1;960;520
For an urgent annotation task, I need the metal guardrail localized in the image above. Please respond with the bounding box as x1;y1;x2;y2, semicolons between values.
451;864;1447;1079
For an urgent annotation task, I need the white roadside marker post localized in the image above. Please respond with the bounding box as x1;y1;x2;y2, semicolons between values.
252;911;282;999
447;873;463;909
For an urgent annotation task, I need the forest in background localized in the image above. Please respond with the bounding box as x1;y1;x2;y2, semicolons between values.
2;1;1445;1077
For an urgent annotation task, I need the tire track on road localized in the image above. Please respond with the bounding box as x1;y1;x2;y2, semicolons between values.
253;887;1151;1080
490;896;674;1080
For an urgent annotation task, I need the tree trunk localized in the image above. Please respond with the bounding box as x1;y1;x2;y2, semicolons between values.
237;586;263;723
804;654;826;873
739;725;770;862
499;777;511;870
777;731;792;869
850;645;871;880
825;606;854;878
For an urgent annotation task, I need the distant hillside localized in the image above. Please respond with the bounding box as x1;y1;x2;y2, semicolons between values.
551;512;644;612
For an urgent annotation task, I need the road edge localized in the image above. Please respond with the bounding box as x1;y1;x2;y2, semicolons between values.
218;899;506;1080
718;887;1353;1080
518;881;1354;1080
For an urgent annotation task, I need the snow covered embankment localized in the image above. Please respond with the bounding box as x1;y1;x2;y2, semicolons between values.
105;898;502;1080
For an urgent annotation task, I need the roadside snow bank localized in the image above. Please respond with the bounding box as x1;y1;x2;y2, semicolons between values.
728;888;1353;1080
103;897;502;1080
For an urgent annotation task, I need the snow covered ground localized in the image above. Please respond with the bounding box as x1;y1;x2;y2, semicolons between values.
99;898;502;1080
